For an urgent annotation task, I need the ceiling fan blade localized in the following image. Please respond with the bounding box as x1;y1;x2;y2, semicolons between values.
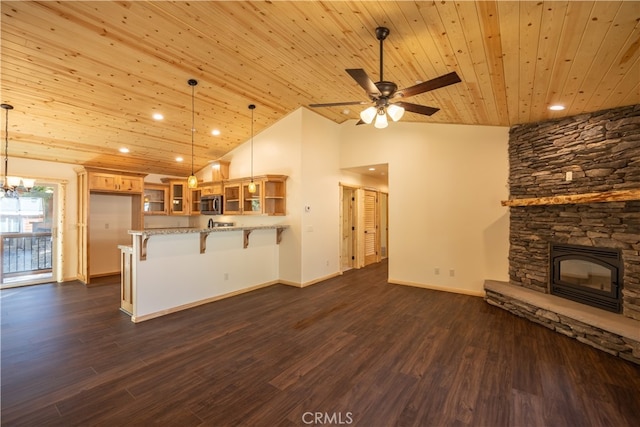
355;119;366;126
394;102;440;116
346;69;381;97
396;71;462;98
309;100;369;108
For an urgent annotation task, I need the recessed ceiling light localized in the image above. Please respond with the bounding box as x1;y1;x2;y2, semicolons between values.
211;129;221;136
152;112;164;120
549;104;565;111
342;109;350;115
119;147;130;153
176;156;184;162
368;167;376;171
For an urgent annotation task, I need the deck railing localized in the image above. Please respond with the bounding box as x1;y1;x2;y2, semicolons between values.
1;232;53;280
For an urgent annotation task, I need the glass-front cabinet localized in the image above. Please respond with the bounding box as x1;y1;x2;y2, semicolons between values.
223;175;287;216
168;181;188;215
190;188;202;215
223;183;241;215
143;184;168;215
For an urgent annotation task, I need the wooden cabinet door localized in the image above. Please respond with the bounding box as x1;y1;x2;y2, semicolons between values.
169;182;189;215
88;172;119;191
223;183;242;214
190;188;202;215
119;176;143;192
143;184;168;215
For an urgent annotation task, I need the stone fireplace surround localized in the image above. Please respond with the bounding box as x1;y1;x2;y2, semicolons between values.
484;104;640;364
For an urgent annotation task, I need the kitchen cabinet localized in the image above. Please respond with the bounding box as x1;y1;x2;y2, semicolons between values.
223;175;287;216
201;181;223;196
76;167;146;285
143;184;168;215
190;187;202;215
87;168;144;193
160;179;205;215
163;180;189;215
263;176;287;216
223;182;242;215
242;180;262;215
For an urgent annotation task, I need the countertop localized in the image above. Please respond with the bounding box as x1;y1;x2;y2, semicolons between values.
129;225;289;236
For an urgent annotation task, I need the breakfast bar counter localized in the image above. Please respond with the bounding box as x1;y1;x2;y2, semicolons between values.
123;225;289;322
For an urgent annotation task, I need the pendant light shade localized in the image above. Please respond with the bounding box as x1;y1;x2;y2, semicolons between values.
360;106;377;124
387;104;405;122
248;104;256;194
187;79;198;189
374;107;388;129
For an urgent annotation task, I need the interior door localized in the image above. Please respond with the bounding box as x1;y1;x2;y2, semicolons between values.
341;186;356;271
364;189;378;266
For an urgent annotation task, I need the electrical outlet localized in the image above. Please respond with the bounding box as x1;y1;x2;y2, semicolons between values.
449;269;455;277
434;268;440;275
224;273;229;280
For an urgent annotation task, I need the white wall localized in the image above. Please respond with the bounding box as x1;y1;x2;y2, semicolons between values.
340;119;510;295
213;109;304;284
299;108;342;284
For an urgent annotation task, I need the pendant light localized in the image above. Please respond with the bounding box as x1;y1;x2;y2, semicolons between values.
247;104;257;194
187;79;198;189
1;103;34;198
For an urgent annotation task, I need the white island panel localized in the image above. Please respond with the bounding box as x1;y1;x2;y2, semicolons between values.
131;228;280;322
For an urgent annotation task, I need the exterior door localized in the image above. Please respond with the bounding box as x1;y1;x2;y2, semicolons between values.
1;182;59;287
364;189;378;266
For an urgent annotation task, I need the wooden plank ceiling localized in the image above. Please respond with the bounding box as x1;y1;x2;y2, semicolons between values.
1;1;639;176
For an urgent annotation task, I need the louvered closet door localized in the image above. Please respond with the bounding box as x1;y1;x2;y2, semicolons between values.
364;189;378;266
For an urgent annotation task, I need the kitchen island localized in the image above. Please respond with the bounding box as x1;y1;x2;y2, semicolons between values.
121;225;288;322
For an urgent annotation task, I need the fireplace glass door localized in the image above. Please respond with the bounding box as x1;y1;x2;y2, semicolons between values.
550;244;621;313
558;259;612;292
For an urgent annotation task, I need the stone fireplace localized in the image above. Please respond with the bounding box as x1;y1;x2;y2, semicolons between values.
485;104;640;364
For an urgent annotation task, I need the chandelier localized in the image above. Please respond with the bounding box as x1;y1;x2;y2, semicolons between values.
1;103;34;198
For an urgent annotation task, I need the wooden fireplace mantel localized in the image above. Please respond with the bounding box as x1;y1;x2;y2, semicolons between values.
501;188;640;207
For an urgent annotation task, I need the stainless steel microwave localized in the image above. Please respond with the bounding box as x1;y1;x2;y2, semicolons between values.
201;194;223;215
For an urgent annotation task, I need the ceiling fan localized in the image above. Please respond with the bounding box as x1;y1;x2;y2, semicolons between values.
309;27;462;128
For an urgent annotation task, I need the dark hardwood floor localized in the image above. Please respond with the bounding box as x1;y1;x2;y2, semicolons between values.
2;260;639;426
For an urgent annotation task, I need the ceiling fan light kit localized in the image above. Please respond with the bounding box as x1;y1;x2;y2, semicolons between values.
310;26;461;129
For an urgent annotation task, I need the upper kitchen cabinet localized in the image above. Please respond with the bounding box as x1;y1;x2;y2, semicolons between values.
263;176;287;216
143;184;168;215
160;179;204;216
86;168;145;194
223;175;287;216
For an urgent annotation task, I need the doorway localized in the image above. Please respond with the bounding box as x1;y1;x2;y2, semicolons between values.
340;185;388;271
1;182;63;287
